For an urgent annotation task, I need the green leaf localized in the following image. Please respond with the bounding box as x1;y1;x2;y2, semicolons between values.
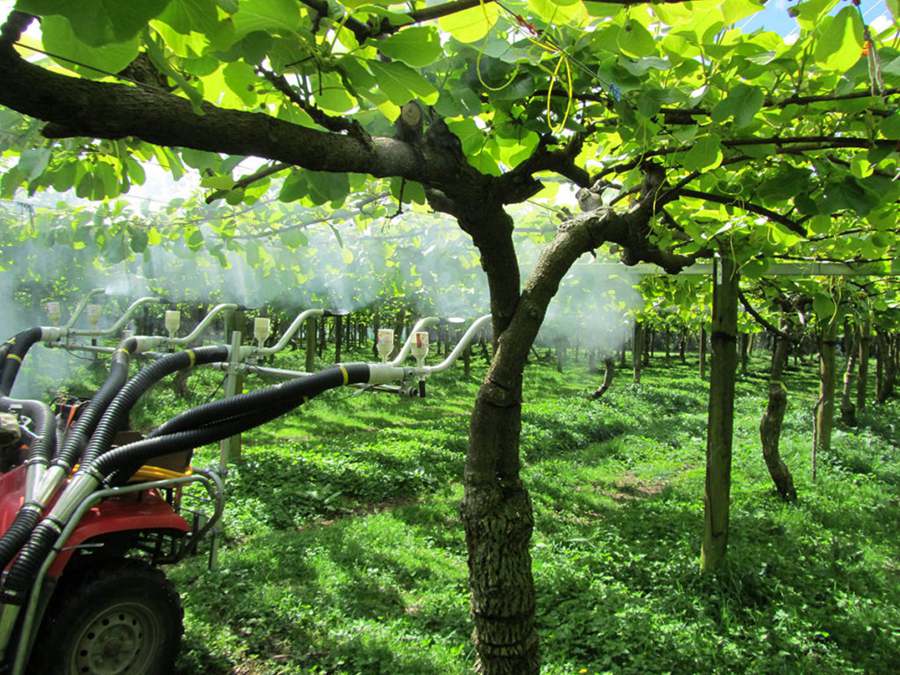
617;19;655;58
231;0;302;39
41;15;140;77
130;227;149;253
438;2;499;43
790;0;839;29
156;0;221;36
813;293;836;322
280;228;308;248
711;84;763;128
376;27;442;68
278;171;307;202
17;0;170;45
306;171;349;205
367;60;438;106
680;134;723;172
720;0;764;24
223;61;257;106
820;177;879;215
814;7;864;72
16;148;52;182
850;158;872;179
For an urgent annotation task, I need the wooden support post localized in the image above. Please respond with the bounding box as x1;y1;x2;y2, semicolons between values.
814;318;838;480
305;316;316;373
701;255;738;573
632;322;643;384
220;329;244;466
699;325;707;379
335;314;343;363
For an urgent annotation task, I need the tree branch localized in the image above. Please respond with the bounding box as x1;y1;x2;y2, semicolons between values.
258;68;370;143
738;290;794;341
0;11;33;48
0;44;462;185
498;133;591;198
593;135;892;180
297;0;372;43
667;188;806;237
205;162;291;203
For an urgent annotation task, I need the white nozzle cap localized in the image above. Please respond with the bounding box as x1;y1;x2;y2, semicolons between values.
164;310;181;337
410;331;429;360
377;328;394;362
86;304;102;327
254;317;271;345
45;302;61;324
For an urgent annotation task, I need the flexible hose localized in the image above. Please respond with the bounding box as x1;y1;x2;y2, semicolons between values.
0;398;56;570
0;341;136;576
53;339;137;472
150;364;369;438
0;522;57;605
80;346;228;467
2;363;370;601
0;328;42;396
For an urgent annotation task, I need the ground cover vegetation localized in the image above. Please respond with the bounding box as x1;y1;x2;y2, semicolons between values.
0;0;897;671
130;345;898;673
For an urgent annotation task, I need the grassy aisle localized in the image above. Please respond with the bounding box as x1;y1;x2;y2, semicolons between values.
138;349;898;674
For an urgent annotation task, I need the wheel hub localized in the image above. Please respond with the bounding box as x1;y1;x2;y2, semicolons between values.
72;602;159;674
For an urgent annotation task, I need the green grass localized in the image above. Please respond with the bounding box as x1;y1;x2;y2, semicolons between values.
123;347;898;673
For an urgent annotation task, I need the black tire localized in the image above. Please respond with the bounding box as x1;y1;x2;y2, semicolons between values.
29;559;183;675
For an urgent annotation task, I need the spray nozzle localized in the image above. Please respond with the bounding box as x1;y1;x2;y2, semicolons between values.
376;328;394;362
85;304;102;328
324;309;351;317
45;302;62;325
410;331;430;365
164;310;181;338
253;317;271;348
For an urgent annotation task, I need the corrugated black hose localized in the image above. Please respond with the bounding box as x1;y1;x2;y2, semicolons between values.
79;346;229;467
52;339;138;472
0;328;43;396
2;364;370;603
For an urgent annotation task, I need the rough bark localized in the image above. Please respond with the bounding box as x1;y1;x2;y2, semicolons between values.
814;320;838;481
701;256;738;572
759;327;797;502
839;322;857;426
739;332;750;375
632;322;643;384
875;332;895;403
591;358;615;399
857;320;870;413
699;325;707;379
305;316;316;372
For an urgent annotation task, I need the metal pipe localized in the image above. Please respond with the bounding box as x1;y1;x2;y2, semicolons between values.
389;316;439;366
62;289;105;330
68;296;162;337
170;303;238;345
418;314;491;375
256;308;324;356
10;471;224;675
